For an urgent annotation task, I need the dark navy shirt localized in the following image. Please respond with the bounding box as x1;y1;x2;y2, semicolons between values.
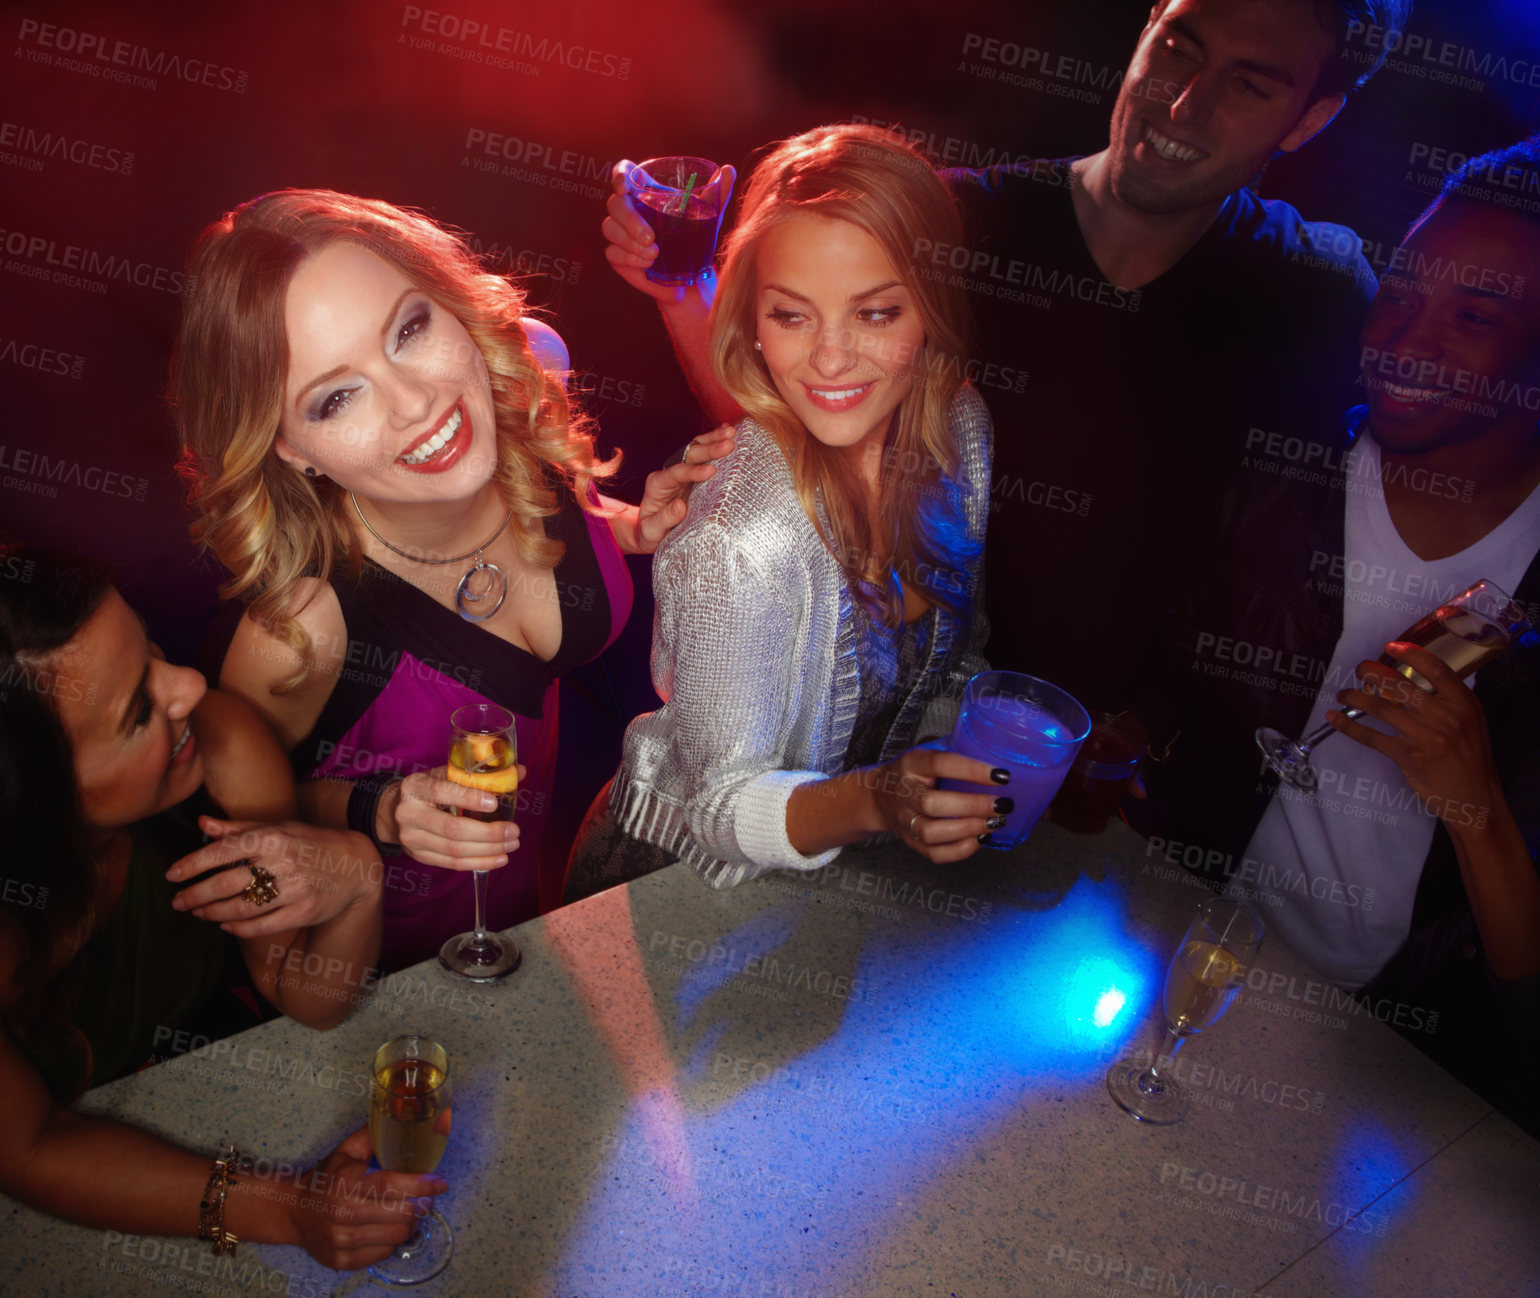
942;158;1376;709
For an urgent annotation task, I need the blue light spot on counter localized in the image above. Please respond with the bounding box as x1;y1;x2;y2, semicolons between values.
1092;986;1127;1028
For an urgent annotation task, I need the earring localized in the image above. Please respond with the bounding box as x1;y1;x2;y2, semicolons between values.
303;466;318;478
754;339;762;352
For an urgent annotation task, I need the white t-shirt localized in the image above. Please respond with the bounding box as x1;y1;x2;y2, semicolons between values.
1233;435;1540;989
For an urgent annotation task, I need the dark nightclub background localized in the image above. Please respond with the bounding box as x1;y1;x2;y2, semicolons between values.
3;0;1539;857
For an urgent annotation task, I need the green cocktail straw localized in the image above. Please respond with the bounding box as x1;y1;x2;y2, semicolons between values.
677;171;698;215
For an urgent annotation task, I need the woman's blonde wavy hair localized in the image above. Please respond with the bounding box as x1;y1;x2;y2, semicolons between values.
709;124;977;623
170;188;614;692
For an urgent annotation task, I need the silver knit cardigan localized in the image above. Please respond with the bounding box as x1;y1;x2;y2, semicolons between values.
609;383;993;888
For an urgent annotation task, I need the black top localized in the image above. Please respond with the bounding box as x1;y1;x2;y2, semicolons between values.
200;487;615;776
943;159;1376;710
290;485;614;778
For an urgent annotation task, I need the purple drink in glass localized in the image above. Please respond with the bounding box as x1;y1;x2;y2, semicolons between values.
635;189;722;285
939;672;1090;849
626;155;729;287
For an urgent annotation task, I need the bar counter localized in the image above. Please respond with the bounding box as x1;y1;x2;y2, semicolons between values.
3;820;1536;1297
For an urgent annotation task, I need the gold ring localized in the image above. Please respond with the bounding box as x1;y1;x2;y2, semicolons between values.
908;813;921;839
240;864;280;907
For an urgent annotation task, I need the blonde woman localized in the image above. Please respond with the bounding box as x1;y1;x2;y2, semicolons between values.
566;125;1005;897
174;190;728;968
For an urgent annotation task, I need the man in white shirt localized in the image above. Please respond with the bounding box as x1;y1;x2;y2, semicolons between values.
1147;136;1540;1126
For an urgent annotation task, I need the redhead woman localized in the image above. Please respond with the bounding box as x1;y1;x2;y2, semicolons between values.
565;125;1006;897
173;190;729;969
0;547;425;1268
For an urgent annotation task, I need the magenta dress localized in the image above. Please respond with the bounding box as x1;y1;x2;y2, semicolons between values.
289;489;632;970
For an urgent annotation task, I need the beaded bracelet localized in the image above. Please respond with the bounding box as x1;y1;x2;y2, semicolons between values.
197;1145;250;1255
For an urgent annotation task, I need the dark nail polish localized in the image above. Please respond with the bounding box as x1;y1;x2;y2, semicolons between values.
986;814;1007;830
990;768;1010;785
978;833;995;846
993;797;1015;814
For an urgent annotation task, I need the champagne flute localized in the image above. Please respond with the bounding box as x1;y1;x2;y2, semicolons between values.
1256;578;1530;791
1106;898;1264;1125
368;1033;453;1286
438;703;522;980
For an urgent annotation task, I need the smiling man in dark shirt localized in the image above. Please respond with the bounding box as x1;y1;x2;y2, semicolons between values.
943;0;1406;707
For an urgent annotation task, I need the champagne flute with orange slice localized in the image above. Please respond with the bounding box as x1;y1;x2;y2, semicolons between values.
438;703;522;980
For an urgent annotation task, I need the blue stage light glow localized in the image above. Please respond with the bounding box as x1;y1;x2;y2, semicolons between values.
551;869;1169;1293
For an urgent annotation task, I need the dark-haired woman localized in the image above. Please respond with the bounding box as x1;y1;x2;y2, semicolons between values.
0;548;435;1268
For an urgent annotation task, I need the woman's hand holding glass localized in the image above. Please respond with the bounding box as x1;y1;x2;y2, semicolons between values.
166;818;382;937
276;1125;447;1272
869;746;1008;864
379;766;526;870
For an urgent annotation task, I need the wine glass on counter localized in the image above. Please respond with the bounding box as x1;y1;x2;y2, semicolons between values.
368;1033;454;1285
439;703;522;980
1256;578;1530;791
1106;898;1264;1125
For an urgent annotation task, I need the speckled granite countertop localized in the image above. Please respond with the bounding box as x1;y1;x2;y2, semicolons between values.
2;821;1534;1297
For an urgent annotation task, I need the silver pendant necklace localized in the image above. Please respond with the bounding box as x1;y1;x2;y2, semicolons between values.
350;492;513;623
